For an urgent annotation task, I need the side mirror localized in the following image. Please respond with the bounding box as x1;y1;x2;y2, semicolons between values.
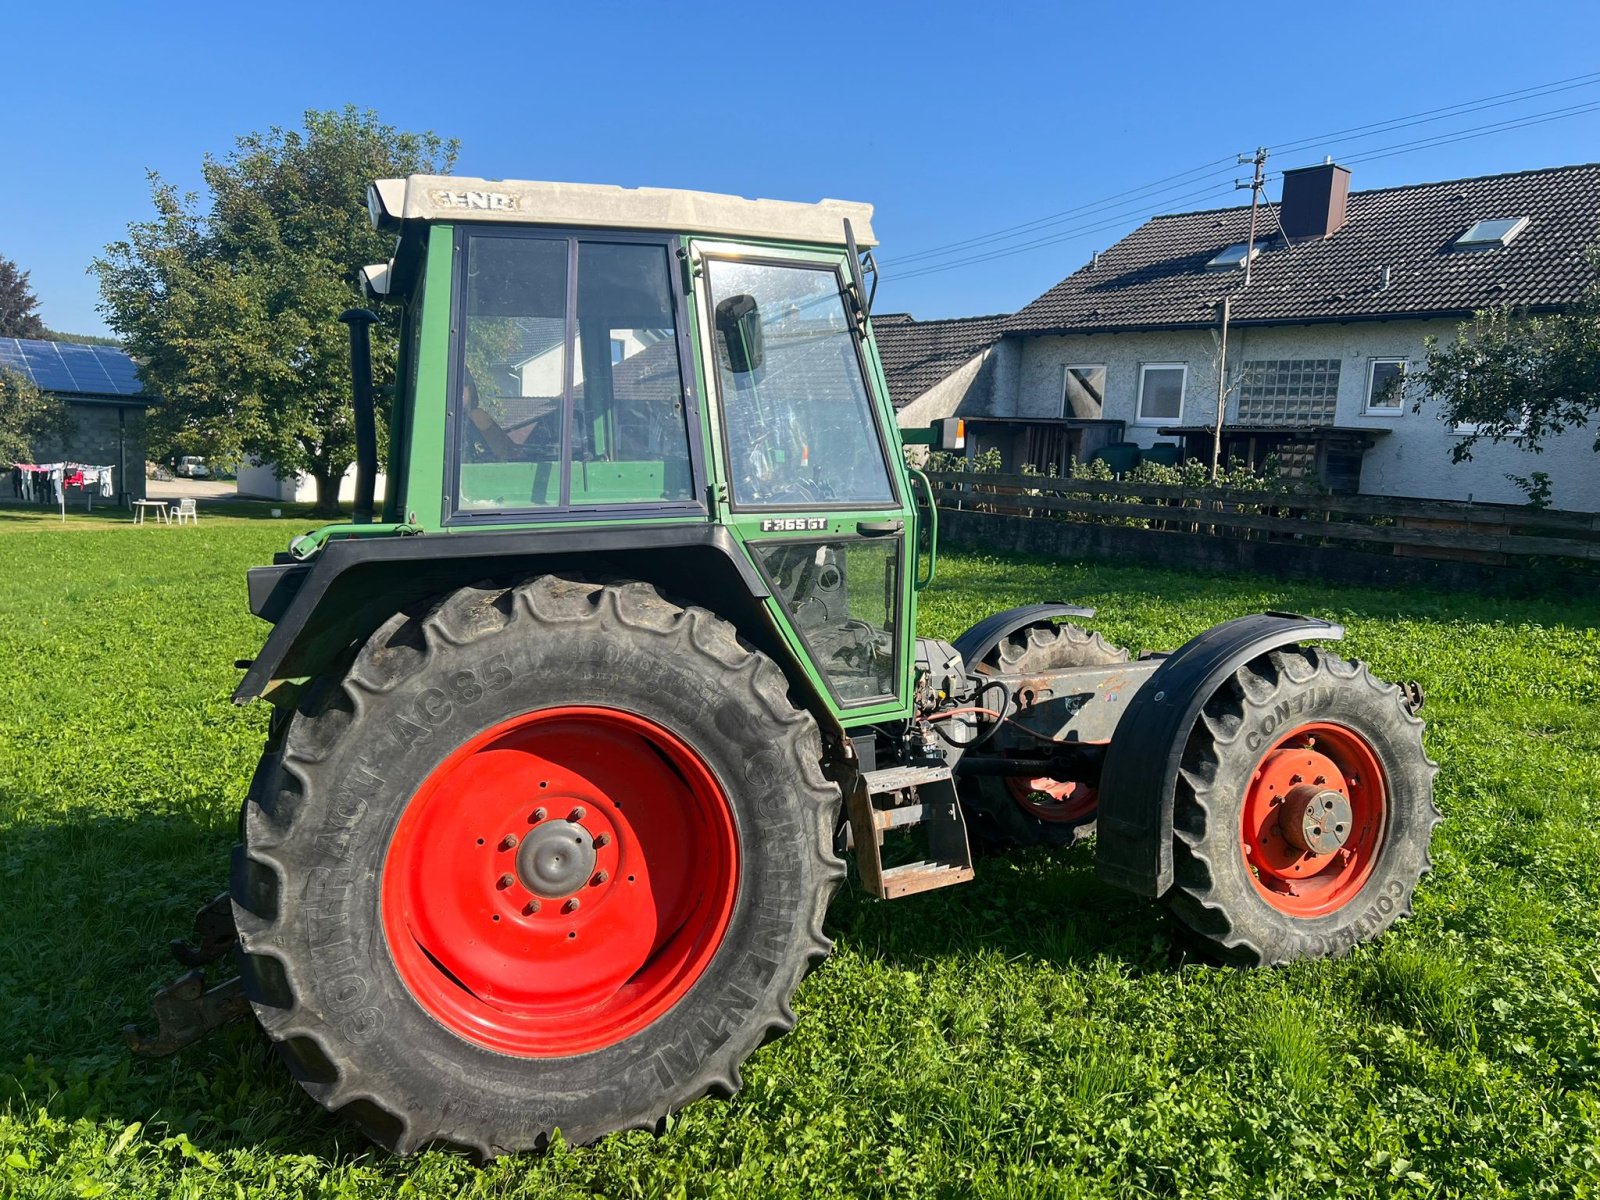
715;294;764;373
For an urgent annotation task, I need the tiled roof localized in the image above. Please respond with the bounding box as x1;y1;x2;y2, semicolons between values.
1006;162;1600;335
870;312;1006;407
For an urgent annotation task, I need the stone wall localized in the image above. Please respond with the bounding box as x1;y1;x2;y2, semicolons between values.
27;400;147;503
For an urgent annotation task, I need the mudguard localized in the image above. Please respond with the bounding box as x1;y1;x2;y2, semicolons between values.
234;525;770;704
952;602;1097;671
1094;613;1344;898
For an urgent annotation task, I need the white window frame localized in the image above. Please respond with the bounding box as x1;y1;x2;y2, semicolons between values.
1061;363;1106;419
1364;358;1407;416
1136;363;1186;426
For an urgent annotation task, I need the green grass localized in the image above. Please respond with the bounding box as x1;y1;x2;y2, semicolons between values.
1;520;1598;1197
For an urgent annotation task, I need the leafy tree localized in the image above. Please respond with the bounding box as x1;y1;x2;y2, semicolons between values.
0;370;73;464
95;108;456;516
0;256;46;339
1415;253;1600;463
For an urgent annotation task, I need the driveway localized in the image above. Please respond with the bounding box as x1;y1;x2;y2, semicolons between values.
142;477;237;503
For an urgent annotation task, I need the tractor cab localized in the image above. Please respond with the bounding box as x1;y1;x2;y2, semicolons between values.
249;176;921;725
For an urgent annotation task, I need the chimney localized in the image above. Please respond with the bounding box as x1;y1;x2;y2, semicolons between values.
1279;161;1351;241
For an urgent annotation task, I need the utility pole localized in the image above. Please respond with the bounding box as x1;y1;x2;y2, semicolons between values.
1208;147;1268;479
1210;295;1231;480
1237;147;1268;287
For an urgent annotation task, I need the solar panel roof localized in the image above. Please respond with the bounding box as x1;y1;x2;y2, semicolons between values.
0;337;148;398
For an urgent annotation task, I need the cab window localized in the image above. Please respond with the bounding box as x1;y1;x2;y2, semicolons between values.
704;258;895;510
453;231;696;514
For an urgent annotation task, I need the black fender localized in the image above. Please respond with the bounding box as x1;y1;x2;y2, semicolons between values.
1094;613;1344;898
234;525;773;705
952;602;1098;672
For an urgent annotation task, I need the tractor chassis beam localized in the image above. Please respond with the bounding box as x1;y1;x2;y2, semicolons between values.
978;659;1162;745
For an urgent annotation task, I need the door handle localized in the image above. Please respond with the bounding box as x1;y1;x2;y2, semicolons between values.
855;520;904;537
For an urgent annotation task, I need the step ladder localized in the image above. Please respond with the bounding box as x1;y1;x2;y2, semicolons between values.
846;764;975;899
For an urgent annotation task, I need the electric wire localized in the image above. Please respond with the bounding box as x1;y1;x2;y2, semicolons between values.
882;68;1600;284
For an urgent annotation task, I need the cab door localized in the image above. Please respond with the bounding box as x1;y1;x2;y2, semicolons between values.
691;242;915;724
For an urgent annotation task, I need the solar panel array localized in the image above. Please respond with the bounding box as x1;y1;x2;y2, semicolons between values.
0;338;146;397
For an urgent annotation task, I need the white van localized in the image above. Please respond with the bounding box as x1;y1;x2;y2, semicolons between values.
176;457;210;478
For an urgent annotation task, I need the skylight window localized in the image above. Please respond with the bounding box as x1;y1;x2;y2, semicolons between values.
1454;217;1528;251
1206;242;1260;270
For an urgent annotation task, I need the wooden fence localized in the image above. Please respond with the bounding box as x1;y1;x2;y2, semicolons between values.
922;470;1600;567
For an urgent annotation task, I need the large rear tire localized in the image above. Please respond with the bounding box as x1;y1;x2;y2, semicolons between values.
1163;646;1439;965
966;622;1128;849
231;576;844;1157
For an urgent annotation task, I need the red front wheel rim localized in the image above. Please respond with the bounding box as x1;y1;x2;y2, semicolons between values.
1239;721;1387;917
381;706;739;1057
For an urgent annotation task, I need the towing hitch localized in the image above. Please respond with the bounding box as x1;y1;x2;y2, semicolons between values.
123;891;251;1056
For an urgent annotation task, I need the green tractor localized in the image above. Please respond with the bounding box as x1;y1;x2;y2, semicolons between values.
130;176;1439;1158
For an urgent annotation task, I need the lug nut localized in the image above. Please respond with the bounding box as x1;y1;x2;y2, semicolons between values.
523;899;541;915
1314;775;1327;785
563;897;581;913
591;871;609;886
496;873;515;890
593;833;611;848
499;834;518;851
568;806;587;822
530;807;547;823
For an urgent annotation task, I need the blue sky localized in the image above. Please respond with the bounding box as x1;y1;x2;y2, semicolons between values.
8;1;1600;336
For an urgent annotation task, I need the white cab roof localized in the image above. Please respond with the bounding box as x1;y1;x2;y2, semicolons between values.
369;175;876;247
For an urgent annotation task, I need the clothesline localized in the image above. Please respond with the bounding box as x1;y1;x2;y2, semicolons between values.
10;462;117;519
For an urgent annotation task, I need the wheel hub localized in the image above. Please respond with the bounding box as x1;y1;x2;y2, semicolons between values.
1280;784;1352;855
1238;722;1388;918
516;819;596;898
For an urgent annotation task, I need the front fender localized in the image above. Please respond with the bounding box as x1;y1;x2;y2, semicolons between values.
1094;613;1344;898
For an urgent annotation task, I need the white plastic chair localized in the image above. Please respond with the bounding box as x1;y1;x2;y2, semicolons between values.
170;497;198;526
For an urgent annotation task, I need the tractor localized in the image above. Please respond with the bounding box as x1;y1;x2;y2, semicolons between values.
128;176;1439;1159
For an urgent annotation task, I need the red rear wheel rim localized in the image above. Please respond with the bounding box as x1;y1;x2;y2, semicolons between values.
1005;773;1099;823
1239;721;1387;917
381;706;739;1057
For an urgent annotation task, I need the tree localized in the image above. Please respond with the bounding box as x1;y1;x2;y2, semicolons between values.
1415;252;1600;464
0;256;46;338
0;370;72;464
95;108;456;516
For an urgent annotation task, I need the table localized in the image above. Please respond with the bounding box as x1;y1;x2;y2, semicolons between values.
132;499;170;525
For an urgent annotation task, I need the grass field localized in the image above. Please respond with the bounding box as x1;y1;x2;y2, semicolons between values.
1;510;1598;1198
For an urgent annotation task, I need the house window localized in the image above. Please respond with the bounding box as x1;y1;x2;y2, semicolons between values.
1136;364;1185;425
1236;359;1342;424
1206;242;1261;270
1453;217;1528;251
1365;359;1406;414
1062;364;1106;418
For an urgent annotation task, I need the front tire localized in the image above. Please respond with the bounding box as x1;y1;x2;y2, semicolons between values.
1163;646;1440;965
231;576;844;1157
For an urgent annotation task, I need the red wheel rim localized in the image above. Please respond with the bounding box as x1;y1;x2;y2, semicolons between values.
1239;721;1387;917
381;706;739;1057
1005;773;1098;823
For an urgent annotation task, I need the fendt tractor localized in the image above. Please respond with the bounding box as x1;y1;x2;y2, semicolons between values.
127;176;1439;1158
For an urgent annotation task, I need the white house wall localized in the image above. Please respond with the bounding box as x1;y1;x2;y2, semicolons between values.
894;344;1004;429
236;459;388;505
1006;321;1599;509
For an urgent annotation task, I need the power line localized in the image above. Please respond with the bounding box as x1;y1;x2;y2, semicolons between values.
1319;98;1600;169
1269;68;1600;157
888;181;1240;282
883;67;1600;283
884;157;1236;267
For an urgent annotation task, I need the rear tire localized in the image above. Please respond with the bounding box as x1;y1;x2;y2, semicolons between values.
231;576;844;1157
1163;646;1439;965
966;622;1128;849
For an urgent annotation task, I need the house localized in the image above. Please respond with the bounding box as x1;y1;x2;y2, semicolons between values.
891;161;1600;508
871;312;1006;426
0;336;152;503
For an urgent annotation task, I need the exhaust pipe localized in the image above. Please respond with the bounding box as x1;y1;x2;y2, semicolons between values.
339;308;381;523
